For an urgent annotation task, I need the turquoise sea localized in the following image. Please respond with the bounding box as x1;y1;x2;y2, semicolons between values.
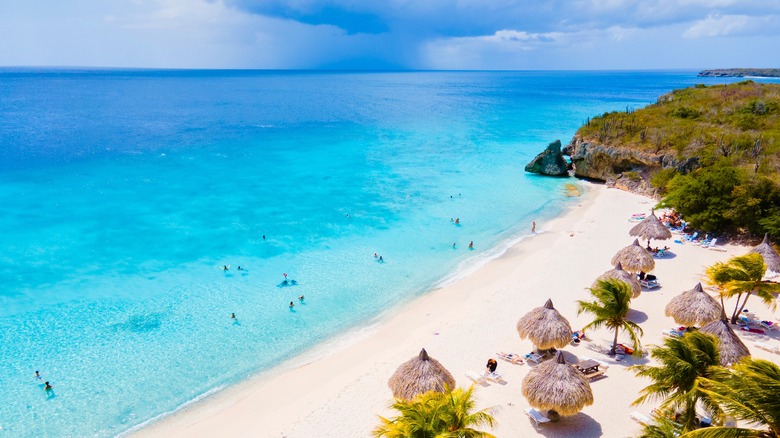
0;70;750;436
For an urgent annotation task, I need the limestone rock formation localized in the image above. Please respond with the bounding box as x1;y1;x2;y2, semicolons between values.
524;140;569;176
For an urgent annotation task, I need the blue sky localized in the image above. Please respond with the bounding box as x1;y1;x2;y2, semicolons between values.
1;0;778;69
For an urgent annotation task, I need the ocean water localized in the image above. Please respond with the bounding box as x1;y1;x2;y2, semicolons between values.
0;69;745;437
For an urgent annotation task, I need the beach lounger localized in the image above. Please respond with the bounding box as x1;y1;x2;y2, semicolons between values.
525;408;551;428
639;279;660;289
465;370;488;385
525;352;543;364
485;371;505;383
759;321;779;331
496;352;524;365
630;411;653;426
662;329;684;338
740;326;765;334
753;342;780;354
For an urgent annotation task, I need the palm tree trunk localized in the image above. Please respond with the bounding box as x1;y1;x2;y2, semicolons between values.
734;289;754;323
730;292;744;325
611;327;620;355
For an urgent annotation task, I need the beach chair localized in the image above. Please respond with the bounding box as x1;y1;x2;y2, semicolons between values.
630;411;653;426
684;232;699;242
759;321;779;331
496;352;524;365
753;342;780;354
465;370;488;385
485;371;505;383
662;328;684;338
639;278;660;289
525;408;551;428
653;248;668;258
525;352;543;364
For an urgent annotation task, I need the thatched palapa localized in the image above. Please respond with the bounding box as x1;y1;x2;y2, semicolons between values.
516;299;573;350
665;283;721;327
521;351;593;418
749;233;780;274
594;262;641;298
388;348;455;400
611;239;655;274
699;316;751;366
629;211;672;242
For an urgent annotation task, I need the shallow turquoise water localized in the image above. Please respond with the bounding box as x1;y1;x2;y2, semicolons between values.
0;70;748;436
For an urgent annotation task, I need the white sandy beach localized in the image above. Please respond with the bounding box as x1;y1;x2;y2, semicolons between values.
133;182;780;438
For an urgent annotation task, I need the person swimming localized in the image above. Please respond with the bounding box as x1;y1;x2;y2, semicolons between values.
378;255;384;263
44;381;52;391
230;313;236;319
468;241;473;249
289;301;295;309
222;265;229;271
35;370;41;380
298;295;304;302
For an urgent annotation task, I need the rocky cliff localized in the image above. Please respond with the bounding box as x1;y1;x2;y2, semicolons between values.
562;136;699;196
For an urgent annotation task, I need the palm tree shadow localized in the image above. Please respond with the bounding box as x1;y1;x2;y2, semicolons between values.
534;412;603;437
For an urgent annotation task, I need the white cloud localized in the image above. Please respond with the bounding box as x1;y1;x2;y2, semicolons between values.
683;13;779;38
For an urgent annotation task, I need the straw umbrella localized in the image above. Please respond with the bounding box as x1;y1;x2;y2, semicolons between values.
611;239;655;274
516;299;573;351
593;262;642;298
664;283;722;327
629;210;672;245
699;315;751;366
521;351;593;420
749;233;780;274
388;348;456;400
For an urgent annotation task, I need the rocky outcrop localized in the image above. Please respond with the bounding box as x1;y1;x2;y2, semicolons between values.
524;140;569;176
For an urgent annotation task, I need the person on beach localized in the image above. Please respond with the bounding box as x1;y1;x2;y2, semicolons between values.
298;295;304;302
468;241;473;250
486;358;498;374
532;221;536;234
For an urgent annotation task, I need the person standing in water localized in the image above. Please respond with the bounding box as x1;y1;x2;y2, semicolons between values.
468;241;474;250
289;301;295;309
298;295;304;303
531;221;536;234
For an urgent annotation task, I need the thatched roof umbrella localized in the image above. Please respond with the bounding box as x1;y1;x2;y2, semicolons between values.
388;348;456;400
749;233;780;274
664;283;721;327
516;299;573;351
629;211;672;244
593;262;642;298
611;239;655;274
699;314;751;366
521;351;593;420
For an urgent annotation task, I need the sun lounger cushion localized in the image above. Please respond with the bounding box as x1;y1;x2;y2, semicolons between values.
630;411;652;425
465;370;487;385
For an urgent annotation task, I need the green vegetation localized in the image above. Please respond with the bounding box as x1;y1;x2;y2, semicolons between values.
705;253;780;325
374;386;496;438
631;333;722;433
577;278;643;356
577;81;780;237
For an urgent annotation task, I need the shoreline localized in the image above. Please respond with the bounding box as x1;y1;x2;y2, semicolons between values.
133;182;767;438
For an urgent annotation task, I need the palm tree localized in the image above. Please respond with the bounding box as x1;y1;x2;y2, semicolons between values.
681;358;780;438
706;253;780;324
577;278;644;356
374;386;496;438
638;416;684;438
631;332;723;432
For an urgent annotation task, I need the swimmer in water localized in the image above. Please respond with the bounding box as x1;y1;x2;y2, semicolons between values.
262;235;266;240
230;313;236;319
35;370;42;380
468;241;473;249
298;295;304;302
222;265;229;271
455;218;460;225
452;242;456;249
289;301;295;309
44;381;52;391
378;255;384;263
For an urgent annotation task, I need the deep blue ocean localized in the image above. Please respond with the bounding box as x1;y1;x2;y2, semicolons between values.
0;69;751;436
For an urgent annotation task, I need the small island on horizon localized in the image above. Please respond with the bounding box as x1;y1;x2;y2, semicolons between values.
699;68;780;78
